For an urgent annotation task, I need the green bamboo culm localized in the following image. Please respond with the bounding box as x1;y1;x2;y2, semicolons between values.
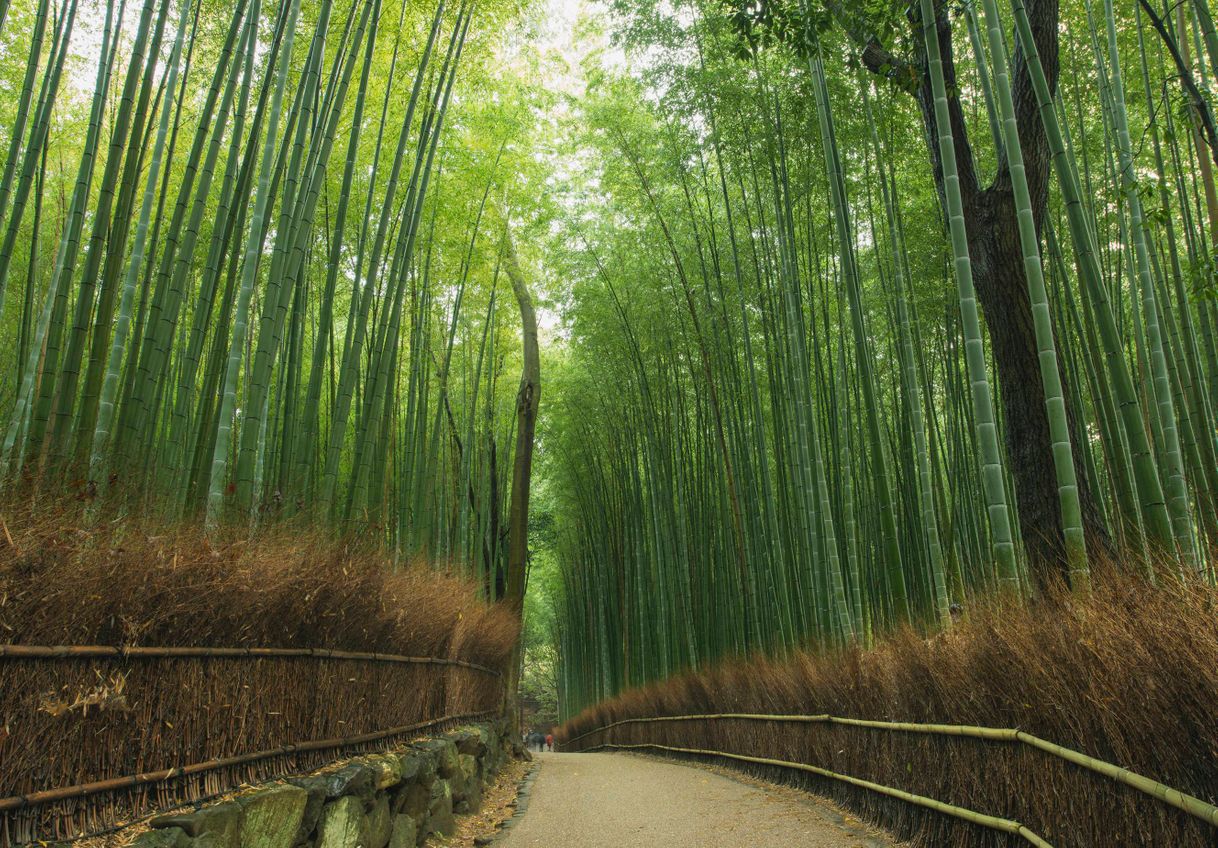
1102;0;1197;567
89;0;192;490
809;50;911;623
1009;0;1174;560
919;0;1020;593
977;0;1088;589
0;0;120;478
206;0;301;528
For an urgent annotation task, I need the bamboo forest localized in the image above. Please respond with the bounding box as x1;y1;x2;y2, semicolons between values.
2;0;1218;844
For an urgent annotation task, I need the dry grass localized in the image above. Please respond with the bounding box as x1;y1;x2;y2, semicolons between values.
0;497;519;846
0;498;517;667
441;758;531;847
559;574;1218;847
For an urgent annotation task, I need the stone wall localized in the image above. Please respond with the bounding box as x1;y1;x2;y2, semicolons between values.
131;723;519;848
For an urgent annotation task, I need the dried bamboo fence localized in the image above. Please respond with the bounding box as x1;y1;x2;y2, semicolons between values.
0;645;505;847
563;712;1218;847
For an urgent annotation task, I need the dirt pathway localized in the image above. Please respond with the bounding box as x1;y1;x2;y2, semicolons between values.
495;751;892;847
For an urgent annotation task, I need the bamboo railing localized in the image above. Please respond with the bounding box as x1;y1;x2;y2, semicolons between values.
589;741;1054;847
0;643;502;675
565;711;1218;843
0;644;505;846
0;710;496;814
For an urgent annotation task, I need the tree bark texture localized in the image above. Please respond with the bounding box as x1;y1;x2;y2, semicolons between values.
857;0;1109;588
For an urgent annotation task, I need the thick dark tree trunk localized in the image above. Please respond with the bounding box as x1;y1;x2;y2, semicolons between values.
968;190;1109;589
857;0;1110;588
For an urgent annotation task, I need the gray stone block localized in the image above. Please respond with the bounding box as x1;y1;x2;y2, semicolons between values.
386;815;415;848
285;776;329;844
453;782;482;815
132;827;190;848
393;751;424;787
315;796;369;848
239;785;308;848
122;724;505;848
446;729;486;758
393;778;431;825
366;795;391;848
150;800;242;848
362;756;403;791
412;739;458;779
424;780;454;839
322;764;376;804
451;753;479;808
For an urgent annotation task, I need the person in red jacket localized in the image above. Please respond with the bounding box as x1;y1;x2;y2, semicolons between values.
545;733;554;752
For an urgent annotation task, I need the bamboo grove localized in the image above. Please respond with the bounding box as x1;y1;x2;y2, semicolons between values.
547;0;1218;718
5;0;1218;730
0;0;551;592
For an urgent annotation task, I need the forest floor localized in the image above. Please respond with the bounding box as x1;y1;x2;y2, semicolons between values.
494;751;894;847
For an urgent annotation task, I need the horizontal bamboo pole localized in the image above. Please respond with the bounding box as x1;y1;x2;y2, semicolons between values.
0;710;496;812
591;742;1054;848
0;644;501;676
1014;731;1218;827
565;712;1218;828
563;712;1018;744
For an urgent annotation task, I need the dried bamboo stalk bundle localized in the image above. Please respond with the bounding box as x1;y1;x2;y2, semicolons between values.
0;653;504;847
558;581;1218;847
565;712;1218;828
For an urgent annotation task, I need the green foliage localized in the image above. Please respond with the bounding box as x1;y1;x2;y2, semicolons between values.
0;0;1216;728
0;0;560;598
543;0;1218;718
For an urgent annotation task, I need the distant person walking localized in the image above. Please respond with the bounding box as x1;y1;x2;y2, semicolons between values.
545;733;554;752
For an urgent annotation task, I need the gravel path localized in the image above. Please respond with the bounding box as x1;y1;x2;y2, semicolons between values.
496;752;892;847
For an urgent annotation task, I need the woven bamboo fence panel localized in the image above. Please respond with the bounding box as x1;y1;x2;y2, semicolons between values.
0;646;504;847
564;712;1218;847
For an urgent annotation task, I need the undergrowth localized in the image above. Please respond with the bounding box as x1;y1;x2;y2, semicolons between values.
0;495;520;843
0;496;518;668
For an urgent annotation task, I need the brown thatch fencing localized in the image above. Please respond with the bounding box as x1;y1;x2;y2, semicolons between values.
557;579;1218;847
563;712;1218;847
0;645;504;847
